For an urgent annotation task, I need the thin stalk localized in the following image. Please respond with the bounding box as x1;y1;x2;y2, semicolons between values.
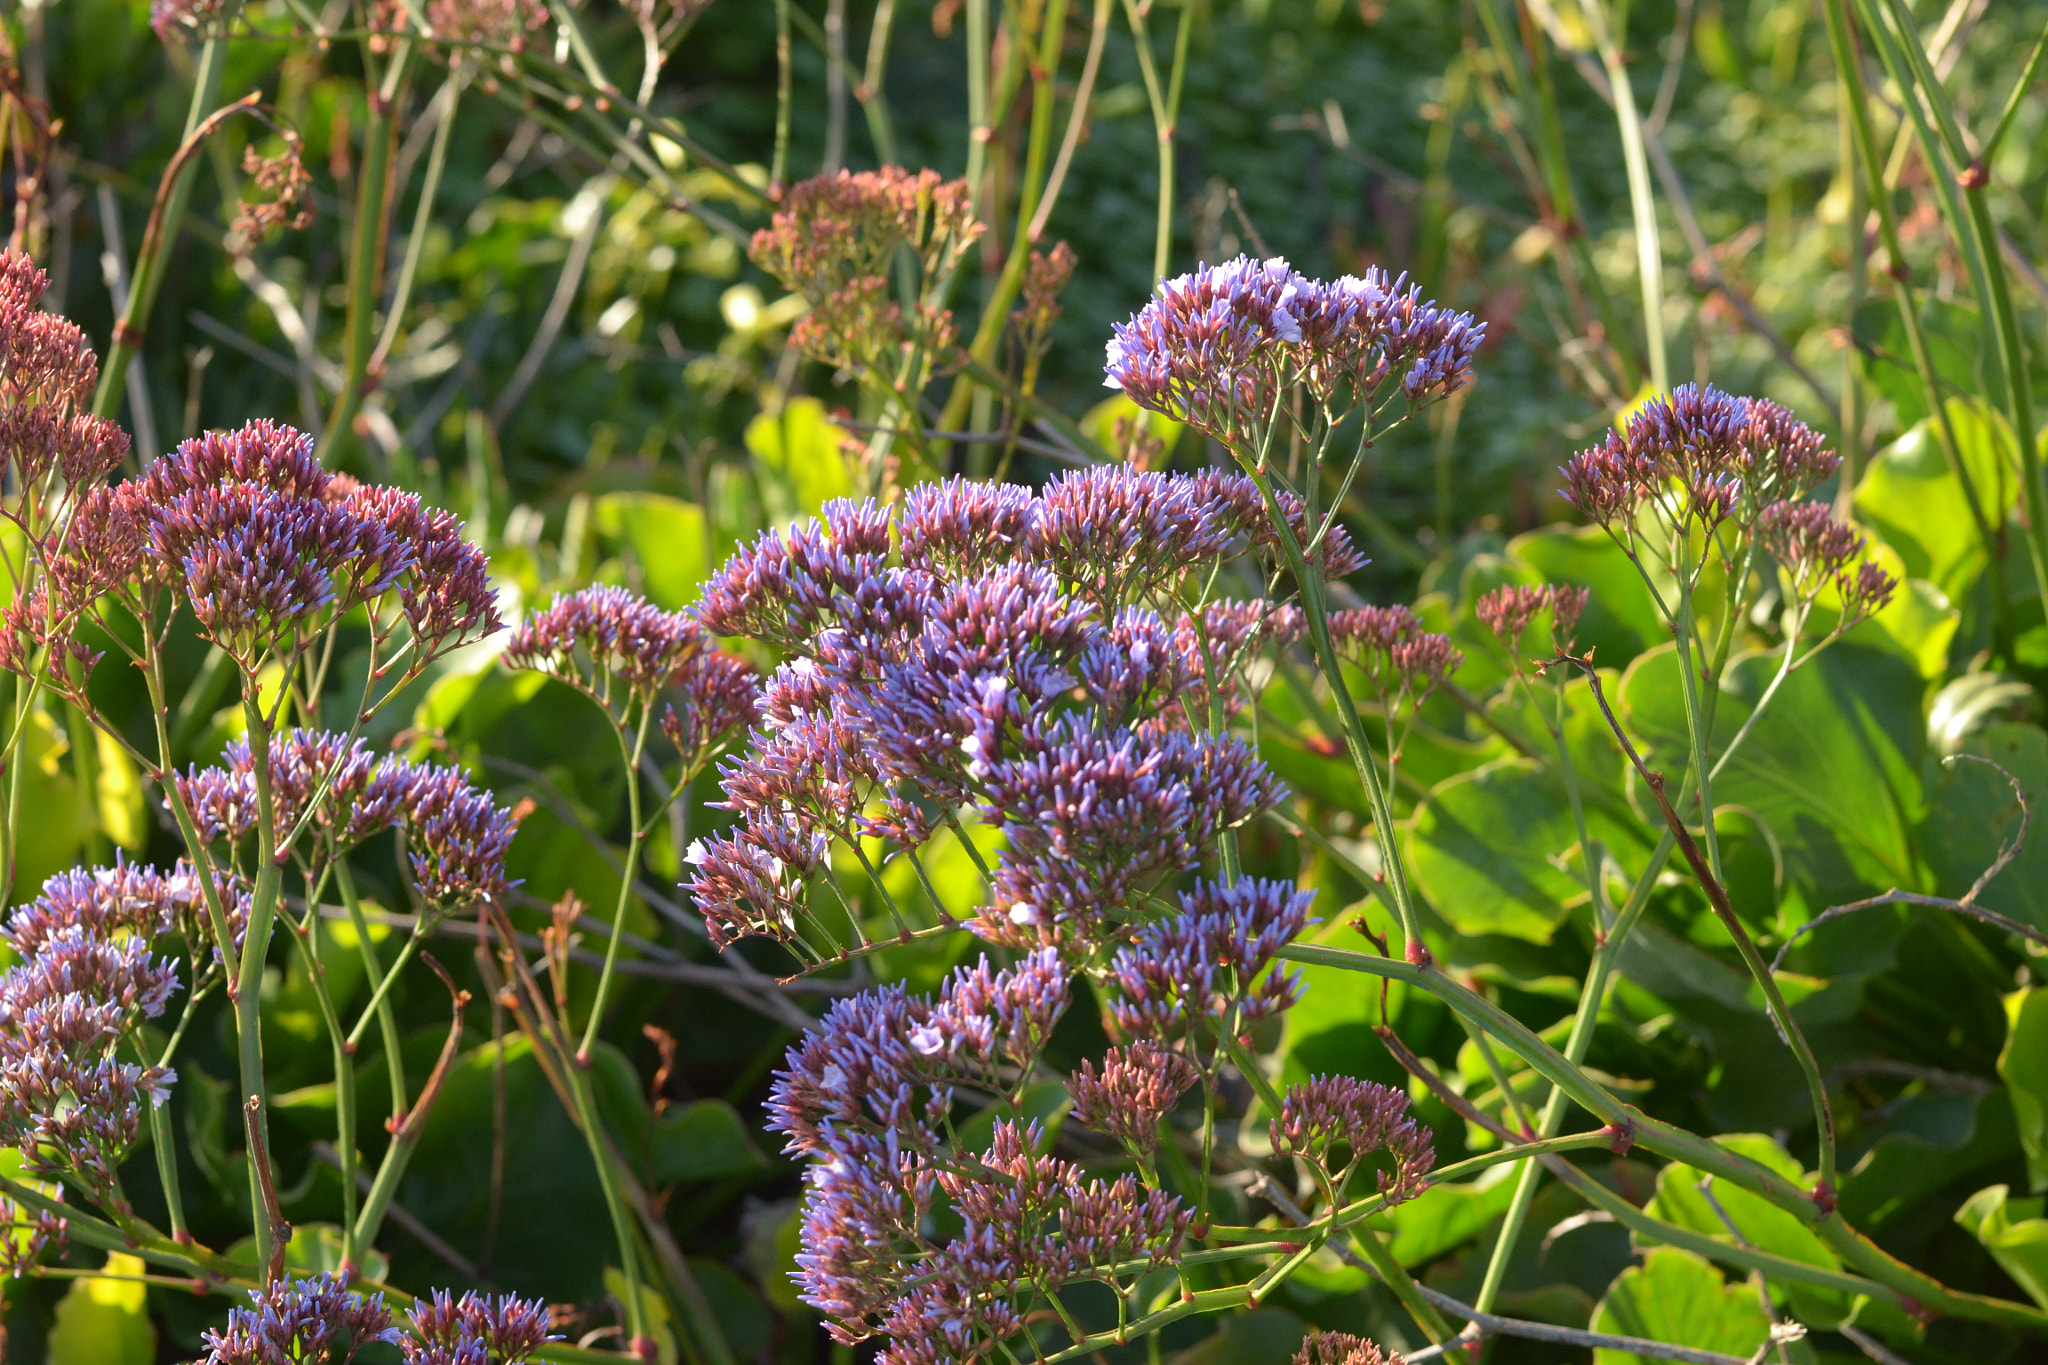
1026;0;1111;244
859;0;899;162
318;39;413;467
92;2;247;418
279;904;362;1269
576;705;654;1060
1120;0;1190;283
964;0;991;219
772;0;792;191
1821;0;2011;650
336;860;411;1115
232;700;284;1275
370;71;462;373
1579;0;1667;392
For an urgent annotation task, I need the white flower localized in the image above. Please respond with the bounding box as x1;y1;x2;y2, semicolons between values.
1008;902;1040;926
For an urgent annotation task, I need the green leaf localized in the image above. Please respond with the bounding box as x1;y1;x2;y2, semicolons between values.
604;1264;680;1365
1854;398;2016;601
1925;724;2048;935
1406;757;1649;942
1591;1246;1799;1365
1839;1090;2019;1232
1081;392;1185;462
1956;1184;2048;1309
2002;987;2048;1190
47;1253;156;1365
1621;642;1925;909
1645;1134;1846;1326
648;1099;768;1183
591;491;710;610
747;397;856;518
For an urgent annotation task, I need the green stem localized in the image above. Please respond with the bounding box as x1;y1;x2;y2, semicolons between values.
964;0;990;219
92;2;247;419
370;71;462;371
1580;0;1667;392
233;699;283;1274
318;39;413;468
279;903;361;1270
336;858;411;1125
577;706;653;1059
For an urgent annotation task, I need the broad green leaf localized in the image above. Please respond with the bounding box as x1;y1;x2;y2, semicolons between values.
1925;725;2048;935
1406;757;1649;943
224;1224;390;1284
1837;571;1957;682
47;1253;155;1365
1621;643;1925;910
747;397;855;518
592;490;710;610
1839;1090;2019;1231
1591;1246;1800;1365
2003;988;2048;1189
1853;398;2016;601
1956;1185;2048;1309
648;1099;768;1183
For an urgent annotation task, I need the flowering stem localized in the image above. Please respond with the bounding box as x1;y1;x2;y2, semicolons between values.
1238;463;1424;958
278;901;361;1269
577;704;655;1061
771;0;792;192
234;697;283;1276
336;859;413;1172
1120;0;1192;283
369;70;462;374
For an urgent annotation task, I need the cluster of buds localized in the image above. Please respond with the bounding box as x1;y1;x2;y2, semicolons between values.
1475;582;1590;672
505;584;761;772
1107;877;1311;1041
1327;604;1462;764
1104;255;1483;447
1066;1041;1202;1160
1271;1074;1436;1205
685;473;1318;957
0;252;128;506
0;863;190;1215
370;0;552;80
201;1275;551;1365
176;728;523;912
1755;500;1898;630
765;952;1198;1365
9;419;500;690
750;167;982;389
1295;1331;1408;1365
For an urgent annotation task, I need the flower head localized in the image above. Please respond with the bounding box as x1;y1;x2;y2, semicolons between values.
1294;1331;1406;1365
1109;878;1309;1039
506;584;714;699
1271;1075;1435;1204
1475;582;1590;663
1067;1041;1201;1157
404;1289;554;1364
201;1273;400;1365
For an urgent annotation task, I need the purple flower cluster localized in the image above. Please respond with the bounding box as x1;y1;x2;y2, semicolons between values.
1108;878;1311;1040
1559;384;1839;539
687;479;1303;955
13;419;500;682
177;728;521;909
1328;604;1463;712
201;1273;400;1365
1104;256;1483;444
0;866;187;1209
767;953;1181;1363
1271;1075;1435;1205
403;1289;555;1364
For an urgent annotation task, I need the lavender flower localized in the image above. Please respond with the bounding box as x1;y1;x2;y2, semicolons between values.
1271;1075;1435;1205
0;915;182;1201
3;858;192;957
684;821;825;949
404;1289;554;1364
1295;1330;1407;1365
1559;385;1838;544
1067;1041;1201;1157
1109;878;1310;1040
976;718;1285;946
899;477;1037;578
1026;464;1260;606
695;500;898;646
506;584;720;701
200;1273;401;1365
0;251;128;492
399;763;523;909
